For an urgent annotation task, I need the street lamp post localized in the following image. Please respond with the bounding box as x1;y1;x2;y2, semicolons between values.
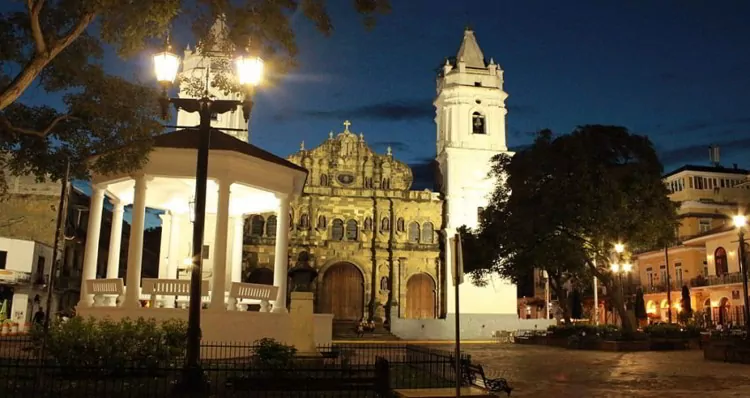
153;41;263;392
733;214;750;336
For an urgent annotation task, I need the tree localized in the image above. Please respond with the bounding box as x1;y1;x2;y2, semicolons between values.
0;0;391;195
570;288;583;320
475;126;678;333
635;288;647;321
681;285;693;317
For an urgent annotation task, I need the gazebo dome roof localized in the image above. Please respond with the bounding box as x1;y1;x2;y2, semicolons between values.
153;128;307;173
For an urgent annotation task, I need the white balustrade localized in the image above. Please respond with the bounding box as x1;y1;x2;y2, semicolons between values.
142;278;209;309
85;278;124;307
228;282;279;312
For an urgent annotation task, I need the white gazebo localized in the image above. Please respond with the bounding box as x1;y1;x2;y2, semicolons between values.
75;128;332;346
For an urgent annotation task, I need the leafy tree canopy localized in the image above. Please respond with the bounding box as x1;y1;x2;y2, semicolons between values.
0;0;390;196
472;125;678;331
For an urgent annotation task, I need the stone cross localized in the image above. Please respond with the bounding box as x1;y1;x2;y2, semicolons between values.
343;120;351;132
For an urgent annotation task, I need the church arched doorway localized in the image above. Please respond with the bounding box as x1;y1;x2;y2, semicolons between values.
405;273;436;319
318;263;364;321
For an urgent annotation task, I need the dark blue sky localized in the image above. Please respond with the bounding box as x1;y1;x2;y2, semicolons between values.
241;0;750;188
11;0;750;200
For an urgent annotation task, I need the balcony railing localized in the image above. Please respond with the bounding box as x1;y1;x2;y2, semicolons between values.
690;272;745;288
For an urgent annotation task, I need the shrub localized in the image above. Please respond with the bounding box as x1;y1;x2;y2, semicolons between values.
643;323;683;339
548;324;620;339
31;317;187;374
252;338;297;369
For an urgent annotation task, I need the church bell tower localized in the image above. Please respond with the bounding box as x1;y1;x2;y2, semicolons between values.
435;28;516;315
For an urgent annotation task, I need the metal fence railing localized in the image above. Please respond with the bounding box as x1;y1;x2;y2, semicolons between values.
0;337;472;397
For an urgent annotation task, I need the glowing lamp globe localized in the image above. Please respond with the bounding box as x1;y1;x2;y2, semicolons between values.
614;243;625;253
153;50;181;83
235;55;264;86
622;262;633;273
733;214;747;229
610;263;620;273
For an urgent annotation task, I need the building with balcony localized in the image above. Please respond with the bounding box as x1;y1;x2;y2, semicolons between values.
634;152;749;324
0;237;54;332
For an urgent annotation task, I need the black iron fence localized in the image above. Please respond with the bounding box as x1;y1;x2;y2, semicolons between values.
0;337;470;397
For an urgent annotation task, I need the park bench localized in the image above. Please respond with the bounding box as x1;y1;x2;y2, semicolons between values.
453;359;512;396
86;278;124;307
227;282;278;311
492;330;514;343
141;278;209;308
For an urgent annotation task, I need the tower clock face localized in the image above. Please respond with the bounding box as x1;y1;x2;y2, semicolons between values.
337;173;355;185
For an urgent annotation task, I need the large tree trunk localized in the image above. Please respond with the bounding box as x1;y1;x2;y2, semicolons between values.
606;278;635;333
550;276;571;324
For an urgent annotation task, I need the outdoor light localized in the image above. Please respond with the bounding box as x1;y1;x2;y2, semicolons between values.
235;53;264;87
733;214;747;229
622;262;632;273
610;263;620;273
153;47;181;84
614;243;625;253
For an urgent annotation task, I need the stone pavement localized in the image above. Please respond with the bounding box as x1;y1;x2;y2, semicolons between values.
445;344;750;397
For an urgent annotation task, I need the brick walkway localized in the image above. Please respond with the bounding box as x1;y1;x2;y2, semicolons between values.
446;344;750;397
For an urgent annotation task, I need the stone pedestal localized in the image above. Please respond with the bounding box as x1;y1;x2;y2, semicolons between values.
289;292;319;355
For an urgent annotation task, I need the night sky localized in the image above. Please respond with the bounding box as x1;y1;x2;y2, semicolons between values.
252;0;750;189
10;1;750;222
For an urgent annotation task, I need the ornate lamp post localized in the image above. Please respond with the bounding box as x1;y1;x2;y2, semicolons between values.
153;40;263;392
732;214;750;335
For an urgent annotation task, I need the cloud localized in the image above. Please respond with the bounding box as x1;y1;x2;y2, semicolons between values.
371;141;410;153
659;136;750;166
273;99;433;123
659;116;750;136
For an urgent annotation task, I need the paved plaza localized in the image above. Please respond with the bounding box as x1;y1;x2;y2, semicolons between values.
449;344;750;397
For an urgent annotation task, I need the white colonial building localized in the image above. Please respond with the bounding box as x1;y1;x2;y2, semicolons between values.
0;237;54;333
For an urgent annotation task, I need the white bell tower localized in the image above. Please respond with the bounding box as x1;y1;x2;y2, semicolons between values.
175;19;249;143
436;28;517;316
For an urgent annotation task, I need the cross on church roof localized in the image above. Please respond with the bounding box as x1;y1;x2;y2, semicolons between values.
343;120;351;132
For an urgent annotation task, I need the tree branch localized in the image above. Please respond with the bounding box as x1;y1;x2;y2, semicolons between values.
28;0;47;54
48;12;95;58
0;12;95;111
0;113;75;138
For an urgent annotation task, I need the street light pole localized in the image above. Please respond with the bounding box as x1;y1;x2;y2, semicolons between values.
733;215;750;335
153;41;263;393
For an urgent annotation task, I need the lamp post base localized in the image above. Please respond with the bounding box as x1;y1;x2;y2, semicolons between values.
173;364;209;397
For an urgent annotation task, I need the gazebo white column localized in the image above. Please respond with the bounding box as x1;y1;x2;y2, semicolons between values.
167;212;182;279
157;213;171;279
210;180;231;310
105;200;124;279
230;216;244;284
272;194;290;313
78;186;106;308
124;174;148;308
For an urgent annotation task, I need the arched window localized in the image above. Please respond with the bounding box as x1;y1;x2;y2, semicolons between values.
382;178;390;189
266;215;277;237
397;217;405;232
346;220;358;241
331;219;344;241
364;217;372;231
299;213;310;229
364;177;373;188
320;174;328;186
317;215;327;229
472;112;486;134
714;247;729;276
250;215;265;236
421;222;434;243
380;217;390;232
408;222;420;243
380;276;390;291
289;212;294;229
